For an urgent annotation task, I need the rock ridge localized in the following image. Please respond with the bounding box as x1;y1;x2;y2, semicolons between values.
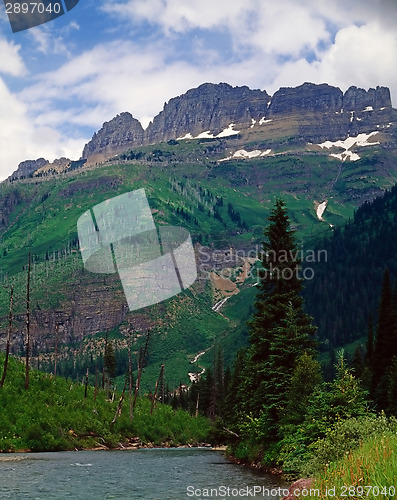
80;82;394;164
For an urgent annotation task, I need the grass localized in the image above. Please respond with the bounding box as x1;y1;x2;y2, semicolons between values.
0;141;395;392
313;433;397;499
0;354;211;452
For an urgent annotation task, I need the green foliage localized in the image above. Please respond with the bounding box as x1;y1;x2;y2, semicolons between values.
312;428;397;499
304;412;397;478
282;352;323;427
277;354;370;477
304;184;397;349
242;200;316;431
104;338;117;382
0;354;210;452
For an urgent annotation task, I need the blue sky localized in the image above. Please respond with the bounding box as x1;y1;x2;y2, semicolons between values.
0;0;396;179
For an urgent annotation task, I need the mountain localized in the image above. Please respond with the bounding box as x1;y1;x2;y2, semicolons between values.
1;81;397;390
304;183;397;349
81;112;145;165
9;82;396;177
79;82;395;165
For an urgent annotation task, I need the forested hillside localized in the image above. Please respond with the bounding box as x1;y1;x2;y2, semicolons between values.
304;183;397;349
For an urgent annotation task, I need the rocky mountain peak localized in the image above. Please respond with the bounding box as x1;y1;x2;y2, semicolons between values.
8;158;48;181
268;82;343;115
145;82;271;145
343;85;391;111
81;112;144;165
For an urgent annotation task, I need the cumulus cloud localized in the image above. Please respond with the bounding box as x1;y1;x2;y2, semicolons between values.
0;37;26;76
0;77;86;181
1;0;397;178
269;21;397;104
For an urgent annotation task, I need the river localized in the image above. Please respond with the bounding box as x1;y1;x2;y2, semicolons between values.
0;448;288;500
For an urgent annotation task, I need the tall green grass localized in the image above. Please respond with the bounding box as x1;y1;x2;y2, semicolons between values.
313;433;397;499
0;354;210;452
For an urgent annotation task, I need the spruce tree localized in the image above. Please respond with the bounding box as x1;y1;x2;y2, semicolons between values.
104;340;117;384
372;269;397;408
242;199;316;432
281;351;322;429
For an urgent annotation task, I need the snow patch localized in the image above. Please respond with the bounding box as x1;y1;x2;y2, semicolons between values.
251;118;256;128
233;149;262;158
177;123;240;141
259;117;272;125
177;133;193;140
219;148;272;162
316;201;327;221
363;106;373;112
318;131;379;150
330;151;360;162
196;130;214;139
217;123;240;137
318;131;379;162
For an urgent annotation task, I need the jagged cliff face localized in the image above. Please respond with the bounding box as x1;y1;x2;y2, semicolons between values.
8;81;396;176
9;158;48;181
81;112;145;165
145;82;271;144
78;82;394;165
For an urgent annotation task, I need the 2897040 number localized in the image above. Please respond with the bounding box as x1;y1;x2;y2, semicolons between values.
5;2;61;14
340;485;396;497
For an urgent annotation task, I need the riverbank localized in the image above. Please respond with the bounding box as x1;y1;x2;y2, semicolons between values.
0;356;212;453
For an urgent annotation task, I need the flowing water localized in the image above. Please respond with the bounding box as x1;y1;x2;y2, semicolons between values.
0;448;289;499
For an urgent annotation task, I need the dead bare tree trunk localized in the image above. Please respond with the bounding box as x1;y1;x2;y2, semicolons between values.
94;360;98;401
0;286;14;388
132;329;151;410
102;334;107;390
150;364;164;415
128;335;133;421
195;393;200;418
54;322;58;377
25;252;31;391
84;367;89;399
112;373;128;425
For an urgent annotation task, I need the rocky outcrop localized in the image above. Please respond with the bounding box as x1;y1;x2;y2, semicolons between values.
281;478;314;500
268;82;343;115
8;158;48;181
81;112;144;164
145;82;271;144
343;85;391;111
79;82;395;163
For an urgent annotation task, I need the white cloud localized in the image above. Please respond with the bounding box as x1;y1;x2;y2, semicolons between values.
0;77;86;181
28;27;71;56
269;21;397;105
1;0;397;179
0;38;26;76
102;0;253;33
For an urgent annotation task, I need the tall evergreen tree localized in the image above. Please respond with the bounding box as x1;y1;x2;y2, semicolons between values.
104;340;117;384
365;315;374;366
281;351;322;429
242;199;316;434
372;269;397;407
386;356;397;415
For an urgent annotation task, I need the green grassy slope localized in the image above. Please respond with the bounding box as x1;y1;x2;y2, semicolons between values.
0;354;210;452
0;138;396;388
